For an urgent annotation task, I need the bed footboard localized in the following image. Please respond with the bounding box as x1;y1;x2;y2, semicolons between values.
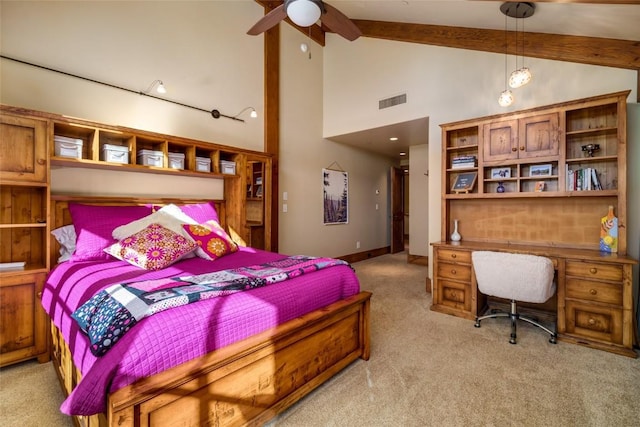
51;291;371;427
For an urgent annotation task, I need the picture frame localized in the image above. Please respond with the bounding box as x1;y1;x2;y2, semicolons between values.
451;171;477;193
491;167;511;179
535;181;546;192
323;168;349;225
529;164;553;177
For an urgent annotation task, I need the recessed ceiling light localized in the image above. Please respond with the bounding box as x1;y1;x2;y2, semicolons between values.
389;137;398;141
399;152;406;156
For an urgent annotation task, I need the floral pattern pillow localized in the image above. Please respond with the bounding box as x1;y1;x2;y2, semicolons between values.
104;223;197;270
182;220;239;261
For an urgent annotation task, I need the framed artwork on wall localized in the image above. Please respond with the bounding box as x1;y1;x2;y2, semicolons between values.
323;168;348;225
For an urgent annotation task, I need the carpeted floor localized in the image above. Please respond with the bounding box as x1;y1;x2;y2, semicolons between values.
1;252;639;426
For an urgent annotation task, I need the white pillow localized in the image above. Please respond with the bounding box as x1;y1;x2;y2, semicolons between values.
51;224;76;263
112;204;197;240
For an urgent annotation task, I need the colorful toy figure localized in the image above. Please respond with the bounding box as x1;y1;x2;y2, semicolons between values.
600;205;618;253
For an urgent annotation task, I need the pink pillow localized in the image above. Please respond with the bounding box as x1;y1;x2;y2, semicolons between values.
182;220;238;261
104;223;197;270
178;201;219;224
69;203;152;262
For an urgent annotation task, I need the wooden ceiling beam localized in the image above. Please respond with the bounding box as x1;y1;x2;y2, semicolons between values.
352;20;640;71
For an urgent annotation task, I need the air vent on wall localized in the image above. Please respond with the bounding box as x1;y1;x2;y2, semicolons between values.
379;93;407;110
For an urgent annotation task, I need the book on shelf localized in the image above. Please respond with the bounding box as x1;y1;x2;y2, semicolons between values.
0;261;25;271
566;166;602;191
451;163;475;169
451;155;476;169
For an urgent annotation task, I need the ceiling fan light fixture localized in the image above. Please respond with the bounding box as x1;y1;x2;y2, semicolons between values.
287;0;321;27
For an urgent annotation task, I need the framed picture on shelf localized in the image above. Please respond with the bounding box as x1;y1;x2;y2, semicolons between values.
491;167;511;179
529;164;553;177
535;181;546;192
451;171;477;193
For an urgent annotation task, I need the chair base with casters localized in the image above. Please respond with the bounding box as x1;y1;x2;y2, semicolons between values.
471;251;558;345
474;300;557;344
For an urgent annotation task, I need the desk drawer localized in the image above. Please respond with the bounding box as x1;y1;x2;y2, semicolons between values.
437;249;470;264
437;262;471;282
565;260;623;282
566;278;622;306
436;280;472;312
565;300;623;345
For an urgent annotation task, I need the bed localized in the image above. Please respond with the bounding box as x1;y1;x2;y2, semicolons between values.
44;194;371;427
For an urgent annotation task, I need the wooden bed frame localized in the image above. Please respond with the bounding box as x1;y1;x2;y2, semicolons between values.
48;195;372;427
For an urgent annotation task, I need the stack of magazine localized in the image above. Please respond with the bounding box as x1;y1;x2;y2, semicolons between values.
451;155;476;169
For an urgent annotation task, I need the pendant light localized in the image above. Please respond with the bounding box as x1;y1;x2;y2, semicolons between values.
498;9;513;107
501;2;535;89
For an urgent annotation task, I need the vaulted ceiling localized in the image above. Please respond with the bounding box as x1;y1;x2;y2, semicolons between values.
252;1;639;160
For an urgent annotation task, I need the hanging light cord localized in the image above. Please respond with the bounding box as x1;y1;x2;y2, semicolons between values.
0;54;247;122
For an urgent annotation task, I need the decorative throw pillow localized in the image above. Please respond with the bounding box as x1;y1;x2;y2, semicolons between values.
178;201;219;224
227;225;247;247
69;203;152;262
182;220;239;261
51;224;77;263
112;204;197;240
104;223;197;270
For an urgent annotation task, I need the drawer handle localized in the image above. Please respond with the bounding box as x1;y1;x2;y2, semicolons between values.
588;318;596;325
589;267;597;274
451;254;457;259
590;289;597;295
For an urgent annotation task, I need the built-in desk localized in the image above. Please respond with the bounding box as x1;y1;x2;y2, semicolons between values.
431;241;638;358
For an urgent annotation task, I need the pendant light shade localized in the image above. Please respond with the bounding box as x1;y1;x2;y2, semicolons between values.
287;0;322;27
498;89;514;107
509;67;532;88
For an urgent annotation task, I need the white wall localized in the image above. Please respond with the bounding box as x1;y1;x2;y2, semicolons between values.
323;35;638;279
279;26;393;257
409;144;429;257
0;1;265;150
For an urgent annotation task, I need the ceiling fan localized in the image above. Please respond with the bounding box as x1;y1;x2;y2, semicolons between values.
247;0;362;41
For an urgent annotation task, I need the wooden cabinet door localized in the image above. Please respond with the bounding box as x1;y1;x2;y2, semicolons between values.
0;114;48;182
0;272;49;366
518;113;559;159
483;119;518;163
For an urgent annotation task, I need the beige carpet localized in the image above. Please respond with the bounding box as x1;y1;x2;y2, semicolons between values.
1;252;639;426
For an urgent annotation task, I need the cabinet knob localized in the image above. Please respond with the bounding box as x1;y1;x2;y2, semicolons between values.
590;289;597;295
588;318;596;325
451;269;457;275
589;267;597;274
451;254;457;259
37;291;43;299
519;146;525;151
37;158;45;165
511;147;517;152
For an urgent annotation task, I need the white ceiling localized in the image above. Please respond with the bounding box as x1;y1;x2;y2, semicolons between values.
319;0;640;161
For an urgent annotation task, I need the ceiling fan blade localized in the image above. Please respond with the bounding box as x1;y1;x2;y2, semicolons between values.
321;2;362;41
247;4;287;35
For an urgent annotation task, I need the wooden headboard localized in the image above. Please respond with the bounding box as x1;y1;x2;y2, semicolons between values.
49;194;226;268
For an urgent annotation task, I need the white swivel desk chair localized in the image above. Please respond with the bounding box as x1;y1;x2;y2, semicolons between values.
472;251;557;344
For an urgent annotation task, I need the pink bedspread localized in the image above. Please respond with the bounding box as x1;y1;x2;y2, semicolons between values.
41;247;361;416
